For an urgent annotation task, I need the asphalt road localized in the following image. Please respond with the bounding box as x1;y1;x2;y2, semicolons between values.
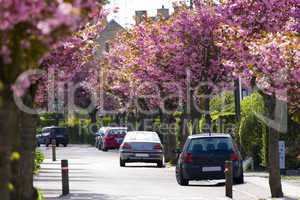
34;145;299;200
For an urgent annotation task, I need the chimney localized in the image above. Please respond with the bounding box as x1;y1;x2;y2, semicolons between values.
157;5;169;19
135;10;147;25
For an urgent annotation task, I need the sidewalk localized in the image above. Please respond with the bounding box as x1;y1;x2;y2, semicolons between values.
245;172;300;199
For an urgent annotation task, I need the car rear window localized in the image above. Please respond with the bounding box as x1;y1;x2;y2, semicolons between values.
125;132;160;142
107;129;127;135
51;128;66;135
187;137;234;154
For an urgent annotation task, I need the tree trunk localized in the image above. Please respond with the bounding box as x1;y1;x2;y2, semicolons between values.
203;96;212;133
161;114;176;162
191;117;200;135
11;113;37;200
178;114;190;148
263;93;283;198
89;109;97;124
0;95;16;200
10;90;37;200
268;127;283;197
137;113;145;131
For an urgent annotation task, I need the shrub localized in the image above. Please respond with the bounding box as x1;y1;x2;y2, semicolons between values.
34;150;45;174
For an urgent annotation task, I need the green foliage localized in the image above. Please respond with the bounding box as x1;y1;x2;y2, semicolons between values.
280;118;300;169
102;116;112;126
37;112;63;133
239;92;268;167
61;117;94;145
210;91;235;114
34;150;44;174
209;92;236;133
261;127;268;167
240;92;264;117
36;189;45;200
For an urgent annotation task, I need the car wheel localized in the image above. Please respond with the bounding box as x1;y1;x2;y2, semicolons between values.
120;159;125;167
63;143;68;147
46;143;49;147
97;142;102;150
37;143;40;147
234;171;244;184
176;167;189;186
102;144;108;152
157;160;164;168
56;143;59;147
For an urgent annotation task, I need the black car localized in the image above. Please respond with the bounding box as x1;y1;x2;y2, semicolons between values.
37;126;68;147
175;134;244;186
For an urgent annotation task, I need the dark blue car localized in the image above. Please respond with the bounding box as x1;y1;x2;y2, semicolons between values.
176;134;244;186
37;126;68;147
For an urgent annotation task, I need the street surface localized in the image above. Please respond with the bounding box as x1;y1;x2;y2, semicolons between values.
34;145;300;200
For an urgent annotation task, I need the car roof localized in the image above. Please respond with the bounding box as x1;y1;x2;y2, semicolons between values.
42;126;60;130
107;127;127;130
127;131;158;135
188;133;232;139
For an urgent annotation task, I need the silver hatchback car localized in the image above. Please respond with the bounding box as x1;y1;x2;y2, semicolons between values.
119;131;164;167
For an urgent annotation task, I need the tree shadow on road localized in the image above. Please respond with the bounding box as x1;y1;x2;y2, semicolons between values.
46;193;160;200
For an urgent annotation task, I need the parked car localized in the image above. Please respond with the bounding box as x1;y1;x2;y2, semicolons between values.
37;126;68;147
36;134;44;147
175;134;244;186
119;131;164;167
98;127;127;151
95;127;109;149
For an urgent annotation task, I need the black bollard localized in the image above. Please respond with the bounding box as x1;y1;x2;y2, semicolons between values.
225;160;233;198
61;159;69;195
52;139;56;161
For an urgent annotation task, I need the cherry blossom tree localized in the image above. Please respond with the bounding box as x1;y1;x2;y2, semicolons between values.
104;4;235;159
215;0;300;197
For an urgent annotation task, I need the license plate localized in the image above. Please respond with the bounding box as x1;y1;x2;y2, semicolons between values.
202;166;221;172
135;153;149;157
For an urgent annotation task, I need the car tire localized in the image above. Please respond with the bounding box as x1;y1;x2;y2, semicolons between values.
63;143;68;147
102;144;108;152
176;167;189;186
120;159;125;167
157;160;164;168
46;143;49;147
37;143;40;147
56;143;59;147
234;171;244;184
97;142;102;150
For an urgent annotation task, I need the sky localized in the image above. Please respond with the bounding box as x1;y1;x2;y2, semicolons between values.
106;0;184;27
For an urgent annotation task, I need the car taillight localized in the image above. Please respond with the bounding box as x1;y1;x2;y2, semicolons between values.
153;144;162;150
230;153;240;161
122;143;132;150
183;153;193;163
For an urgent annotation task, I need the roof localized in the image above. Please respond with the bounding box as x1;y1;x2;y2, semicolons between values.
42;126;59;130
107;127;127;130
127;131;158;135
104;19;125;32
188;133;231;139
